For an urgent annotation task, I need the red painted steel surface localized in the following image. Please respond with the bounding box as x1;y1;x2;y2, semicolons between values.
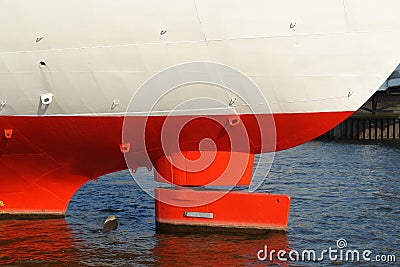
154;152;255;186
0;111;352;215
155;188;291;231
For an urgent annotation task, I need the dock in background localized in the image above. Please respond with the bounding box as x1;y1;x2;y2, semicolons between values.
318;92;400;141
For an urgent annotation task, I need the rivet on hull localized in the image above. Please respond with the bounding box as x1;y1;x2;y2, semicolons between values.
40;93;53;105
4;129;13;139
0;100;6;111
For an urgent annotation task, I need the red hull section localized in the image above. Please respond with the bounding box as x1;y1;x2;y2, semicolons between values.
155;188;291;232
0;111;352;215
154;152;255;186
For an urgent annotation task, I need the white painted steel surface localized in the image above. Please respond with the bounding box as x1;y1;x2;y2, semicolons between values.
0;0;399;116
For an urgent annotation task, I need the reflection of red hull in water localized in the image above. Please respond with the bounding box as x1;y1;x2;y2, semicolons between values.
0;112;351;216
0;219;79;265
152;231;290;266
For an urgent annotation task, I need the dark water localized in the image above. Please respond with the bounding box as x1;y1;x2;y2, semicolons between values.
0;141;399;266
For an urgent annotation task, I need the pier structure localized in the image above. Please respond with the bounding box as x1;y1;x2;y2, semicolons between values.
318;92;400;141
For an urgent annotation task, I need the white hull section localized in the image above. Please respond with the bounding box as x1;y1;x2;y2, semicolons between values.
0;0;400;116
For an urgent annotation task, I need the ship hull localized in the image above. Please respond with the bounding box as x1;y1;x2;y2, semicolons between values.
1;0;400;215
